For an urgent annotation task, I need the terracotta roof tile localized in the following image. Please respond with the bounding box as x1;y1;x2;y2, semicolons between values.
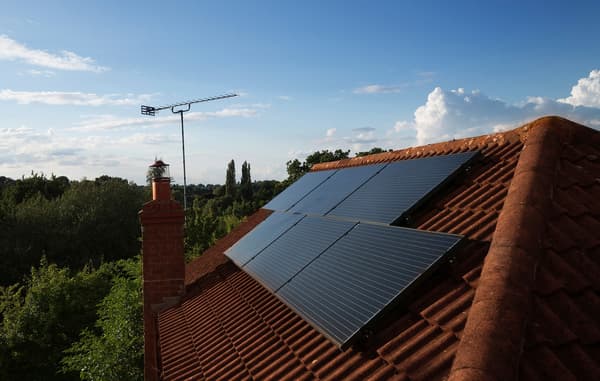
155;116;600;380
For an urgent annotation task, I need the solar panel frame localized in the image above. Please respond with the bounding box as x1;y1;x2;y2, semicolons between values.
263;169;337;212
224;211;305;267
275;223;464;348
327;151;479;224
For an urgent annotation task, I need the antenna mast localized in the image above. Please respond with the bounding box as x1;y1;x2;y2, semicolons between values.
141;93;238;210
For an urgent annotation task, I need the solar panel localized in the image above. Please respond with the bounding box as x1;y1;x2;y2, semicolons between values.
243;217;357;291
224;211;304;267
289;163;386;216
263;169;336;212
328;151;478;224
276;223;463;348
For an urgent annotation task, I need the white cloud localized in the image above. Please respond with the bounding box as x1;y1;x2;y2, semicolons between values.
316;126;381;154
72;107;258;131
353;84;404;94
0;126;105;167
0;35;108;72
25;69;55;77
393;121;412;133
278;95;292;101
116;133;180;145
558;70;600;107
391;75;600;145
0;89;153;106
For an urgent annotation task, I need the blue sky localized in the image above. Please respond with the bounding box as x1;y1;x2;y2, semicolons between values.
1;1;599;184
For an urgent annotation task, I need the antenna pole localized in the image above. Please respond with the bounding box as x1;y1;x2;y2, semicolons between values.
178;110;187;210
141;93;237;210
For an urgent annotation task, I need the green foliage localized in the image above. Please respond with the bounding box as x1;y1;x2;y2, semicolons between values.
61;258;142;381
2;172;70;204
183;169;278;262
225;159;236;197
305;149;350;166
184;197;246;261
0;258;114;381
145;158;167;185
285;158;308;182
285;149;350;183
240;161;253;200
0;175;145;286
355;147;391;157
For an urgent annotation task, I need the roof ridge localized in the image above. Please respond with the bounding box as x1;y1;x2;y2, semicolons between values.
448;117;580;381
310;116;582;171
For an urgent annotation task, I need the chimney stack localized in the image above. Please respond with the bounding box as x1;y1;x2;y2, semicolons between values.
139;160;184;381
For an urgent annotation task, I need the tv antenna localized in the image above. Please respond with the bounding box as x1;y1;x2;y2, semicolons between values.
141;93;238;210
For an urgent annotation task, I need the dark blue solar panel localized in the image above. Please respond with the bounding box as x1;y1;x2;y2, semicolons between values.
224;211;304;267
243;217;357;291
289;163;386;216
276;223;463;348
264;169;336;212
328;151;478;224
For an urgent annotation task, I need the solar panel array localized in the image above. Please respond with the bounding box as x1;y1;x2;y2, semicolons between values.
226;215;463;347
277;224;462;346
225;151;478;348
329;151;478;224
264;151;478;224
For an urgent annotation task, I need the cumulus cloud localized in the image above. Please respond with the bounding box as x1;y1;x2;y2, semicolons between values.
353;84;404;94
0;123;182;179
0;35;108;72
317;126;381;153
558;70;600;107
0;89;153;106
72;107;258;131
391;75;600;145
0;126;102;168
393;121;412;133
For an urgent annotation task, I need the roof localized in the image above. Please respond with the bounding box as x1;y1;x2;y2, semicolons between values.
157;116;600;381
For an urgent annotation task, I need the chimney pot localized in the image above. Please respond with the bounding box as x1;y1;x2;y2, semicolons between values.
152;178;171;201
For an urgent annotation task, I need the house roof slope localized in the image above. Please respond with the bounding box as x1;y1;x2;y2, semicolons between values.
157;116;600;381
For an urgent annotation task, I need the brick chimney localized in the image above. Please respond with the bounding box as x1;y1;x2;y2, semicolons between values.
139;161;184;381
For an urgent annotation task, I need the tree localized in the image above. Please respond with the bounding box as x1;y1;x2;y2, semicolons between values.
0;175;145;286
240;161;253;200
0;258;114;380
225;159;236;197
285;149;350;182
305;149;350;167
61;258;143;381
355;147;390;157
285;158;308;182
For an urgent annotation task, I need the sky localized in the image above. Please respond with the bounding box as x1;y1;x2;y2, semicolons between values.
1;0;599;185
